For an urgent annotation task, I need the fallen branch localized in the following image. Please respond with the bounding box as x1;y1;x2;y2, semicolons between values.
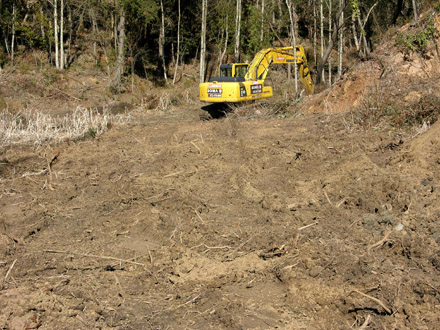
49;86;81;101
359;315;371;330
194;210;205;223
324;191;333;206
190;141;201;154
25;317;41;330
368;229;392;252
425;282;440;294
336;198;346;208
43;250;146;267
45;157;54;191
298;222;318;231
191;243;231;251
149;197;170;205
352;289;392;315
164;171;184;178
3;259;17;284
49;151;60;168
21;169;48;178
184;293;202;305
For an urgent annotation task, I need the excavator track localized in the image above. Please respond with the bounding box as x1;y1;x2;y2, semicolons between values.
199;101;269;120
199;102;234;120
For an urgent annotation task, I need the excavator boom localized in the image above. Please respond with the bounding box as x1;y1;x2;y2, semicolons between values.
199;46;313;104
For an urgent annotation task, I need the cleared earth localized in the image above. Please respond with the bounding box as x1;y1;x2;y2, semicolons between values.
1;107;439;329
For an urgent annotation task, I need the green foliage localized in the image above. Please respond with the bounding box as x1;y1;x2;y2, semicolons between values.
350;0;360;18
121;0;158;26
396;18;439;55
16;24;41;48
85;127;97;139
205;0;234;54
243;3;271;55
42;69;59;85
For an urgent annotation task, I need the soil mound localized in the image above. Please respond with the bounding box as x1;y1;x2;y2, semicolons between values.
301;10;440;118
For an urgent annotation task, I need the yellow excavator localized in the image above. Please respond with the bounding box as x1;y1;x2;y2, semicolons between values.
199;46;314;104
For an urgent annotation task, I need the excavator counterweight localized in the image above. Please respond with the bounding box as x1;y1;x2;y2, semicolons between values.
199;46;313;104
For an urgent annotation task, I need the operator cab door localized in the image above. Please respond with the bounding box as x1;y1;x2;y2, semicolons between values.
219;64;249;78
220;64;233;77
233;64;248;78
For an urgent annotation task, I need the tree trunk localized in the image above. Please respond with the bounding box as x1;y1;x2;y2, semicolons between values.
54;0;60;70
172;0;181;85
320;0;325;82
234;0;242;61
352;14;360;54
200;0;207;83
358;14;370;58
40;6;45;39
328;0;332;87
412;0;418;24
159;0;167;82
217;27;225;76
316;0;347;85
130;48;135;92
67;3;72;67
112;10;125;92
260;0;265;42
392;0;404;25
113;11;117;51
91;9;97;65
60;0;64;70
221;14;229;65
337;0;343;78
313;0;317;67
11;3;16;65
286;0;298;95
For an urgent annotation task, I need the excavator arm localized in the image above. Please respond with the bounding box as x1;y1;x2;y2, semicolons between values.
245;46;314;94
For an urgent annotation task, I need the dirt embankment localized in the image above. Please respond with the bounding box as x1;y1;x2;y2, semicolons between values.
1;108;439;329
301;11;440;120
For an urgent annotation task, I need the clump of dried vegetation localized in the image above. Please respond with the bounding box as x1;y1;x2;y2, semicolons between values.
0;106;132;147
347;78;440;133
355;93;439;131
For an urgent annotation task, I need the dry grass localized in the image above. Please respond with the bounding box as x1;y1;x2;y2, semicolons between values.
347;75;440;132
227;98;300;120
156;93;172;111
141;90;196;112
0;106;131;147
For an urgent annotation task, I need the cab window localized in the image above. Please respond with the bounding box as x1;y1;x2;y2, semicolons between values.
235;65;248;77
220;67;232;77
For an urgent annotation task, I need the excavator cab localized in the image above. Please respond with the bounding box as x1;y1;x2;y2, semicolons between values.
209;63;249;83
219;64;248;78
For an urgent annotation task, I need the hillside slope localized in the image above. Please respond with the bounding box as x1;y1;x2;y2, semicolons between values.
301;11;440;120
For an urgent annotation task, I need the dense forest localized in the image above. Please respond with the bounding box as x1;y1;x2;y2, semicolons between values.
0;0;435;90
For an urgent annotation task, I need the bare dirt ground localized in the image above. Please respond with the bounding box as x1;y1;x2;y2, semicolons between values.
1;105;440;329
